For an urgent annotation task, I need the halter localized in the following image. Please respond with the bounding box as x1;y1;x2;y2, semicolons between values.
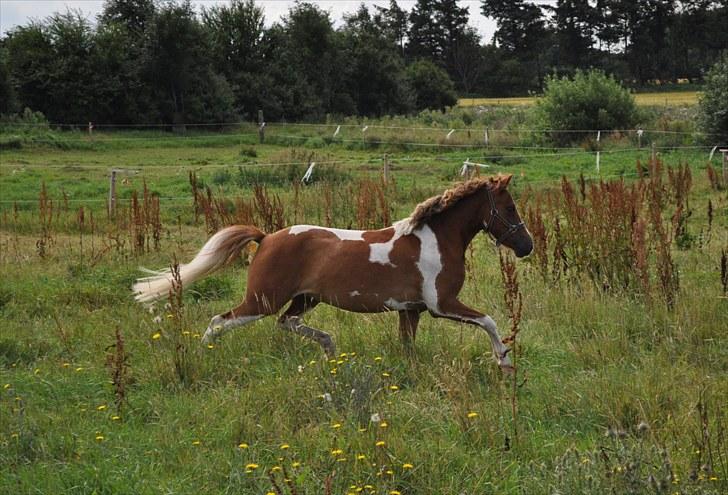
482;186;525;247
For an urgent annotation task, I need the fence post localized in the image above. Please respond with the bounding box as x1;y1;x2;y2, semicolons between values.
722;149;728;184
108;169;117;219
595;130;601;172
383;154;389;182
651;142;656;163
258;110;265;143
88;122;93;136
484;128;489;147
637;128;643;149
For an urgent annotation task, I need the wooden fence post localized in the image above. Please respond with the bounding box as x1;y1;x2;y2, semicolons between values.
383;154;389;182
108;169;117;219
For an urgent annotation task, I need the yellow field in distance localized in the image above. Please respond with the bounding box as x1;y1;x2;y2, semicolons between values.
458;91;700;107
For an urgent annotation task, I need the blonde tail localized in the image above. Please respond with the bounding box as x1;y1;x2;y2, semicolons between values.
132;225;265;303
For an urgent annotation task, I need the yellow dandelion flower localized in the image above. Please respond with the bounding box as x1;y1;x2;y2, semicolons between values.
34;368;40;375
330;369;337;375
151;332;161;340
389;491;401;495
386;469;394;475
62;363;70;368
95;435;104;441
350;352;356;357
357;454;367;460
358;427;367;433
380;421;388;428
267;492;276;495
309;360;317;365
3;383;10;389
271;466;282;472
192;440;201;446
182;331;190;336
97;405;107;411
337;360;344;365
336;457;347;462
376;440;386;447
389;385;399;391
238;443;249;449
709;476;718;481
75;367;84;372
193;333;200;338
328;359;337;364
403;463;414;469
292;461;301;468
374;356;382;362
467;412;478;418
111;415;121;421
280;443;290;450
245;463;259;470
166;313;174;319
331;423;342;429
207;344;214;349
364;485;374;490
331;449;344;456
382;372;390;377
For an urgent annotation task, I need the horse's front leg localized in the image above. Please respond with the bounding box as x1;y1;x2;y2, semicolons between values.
432;299;514;372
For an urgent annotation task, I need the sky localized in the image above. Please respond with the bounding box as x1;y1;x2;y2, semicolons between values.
0;0;498;40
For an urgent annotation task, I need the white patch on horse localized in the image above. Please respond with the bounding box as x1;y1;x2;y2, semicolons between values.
413;225;442;312
289;225;365;241
368;222;408;266
349;290;360;297
384;298;421;310
202;314;263;343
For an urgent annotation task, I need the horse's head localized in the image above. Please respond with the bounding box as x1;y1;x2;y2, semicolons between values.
481;175;533;258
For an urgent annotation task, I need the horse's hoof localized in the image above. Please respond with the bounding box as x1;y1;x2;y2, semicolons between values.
499;363;516;375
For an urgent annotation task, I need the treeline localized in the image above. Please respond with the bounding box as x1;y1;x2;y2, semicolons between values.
0;0;726;125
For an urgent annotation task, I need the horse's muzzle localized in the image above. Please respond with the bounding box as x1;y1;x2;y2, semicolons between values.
514;237;534;258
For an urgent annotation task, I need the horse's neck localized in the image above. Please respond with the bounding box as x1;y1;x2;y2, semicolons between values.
426;194;484;256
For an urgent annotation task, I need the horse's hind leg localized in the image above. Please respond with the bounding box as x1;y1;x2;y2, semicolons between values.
201;295;279;344
398;309;421;347
278;295;336;358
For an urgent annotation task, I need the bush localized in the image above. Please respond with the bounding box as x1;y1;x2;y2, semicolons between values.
535;70;636;144
699;52;728;140
404;60;457;112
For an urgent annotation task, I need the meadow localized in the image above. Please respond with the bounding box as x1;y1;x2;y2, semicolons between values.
0;116;727;494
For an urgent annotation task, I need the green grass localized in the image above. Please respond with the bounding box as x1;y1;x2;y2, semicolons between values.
0;127;727;494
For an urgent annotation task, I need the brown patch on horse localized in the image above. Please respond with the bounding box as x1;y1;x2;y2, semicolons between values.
405;175;513;232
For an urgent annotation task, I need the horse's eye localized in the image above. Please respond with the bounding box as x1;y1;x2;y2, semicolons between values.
507;205;516;213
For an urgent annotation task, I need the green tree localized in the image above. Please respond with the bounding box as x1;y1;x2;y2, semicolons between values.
202;0;266;118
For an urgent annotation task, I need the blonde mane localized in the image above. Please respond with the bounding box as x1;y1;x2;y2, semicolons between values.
400;175;511;233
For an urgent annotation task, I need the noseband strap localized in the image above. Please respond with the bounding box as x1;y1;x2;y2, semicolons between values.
482;187;525;247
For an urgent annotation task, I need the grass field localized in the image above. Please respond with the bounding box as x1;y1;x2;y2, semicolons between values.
459;91;701;107
1;127;727;494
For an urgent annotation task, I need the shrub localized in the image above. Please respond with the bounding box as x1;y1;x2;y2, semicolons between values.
699;52;728;140
405;60;457;112
535;70;636;144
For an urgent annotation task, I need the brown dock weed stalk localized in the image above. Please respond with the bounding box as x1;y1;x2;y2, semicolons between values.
105;327;131;415
499;250;523;444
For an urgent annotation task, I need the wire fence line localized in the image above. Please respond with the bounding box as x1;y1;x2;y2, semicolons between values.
0;144;716;172
0;170;682;206
3;120;725;137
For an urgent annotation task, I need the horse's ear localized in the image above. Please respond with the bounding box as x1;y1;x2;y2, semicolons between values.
495;174;513;190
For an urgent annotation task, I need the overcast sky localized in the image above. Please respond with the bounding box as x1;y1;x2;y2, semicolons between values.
0;0;498;40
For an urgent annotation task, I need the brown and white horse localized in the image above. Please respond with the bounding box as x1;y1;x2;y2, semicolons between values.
133;175;533;371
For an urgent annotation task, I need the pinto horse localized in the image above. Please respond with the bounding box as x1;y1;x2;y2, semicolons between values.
133;175;533;371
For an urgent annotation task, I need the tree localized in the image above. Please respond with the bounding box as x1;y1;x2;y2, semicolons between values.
0;46;18;114
408;0;442;59
202;0;266;118
548;0;597;69
481;0;547;59
143;1;235;125
99;0;156;35
341;5;414;116
374;0;408;54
